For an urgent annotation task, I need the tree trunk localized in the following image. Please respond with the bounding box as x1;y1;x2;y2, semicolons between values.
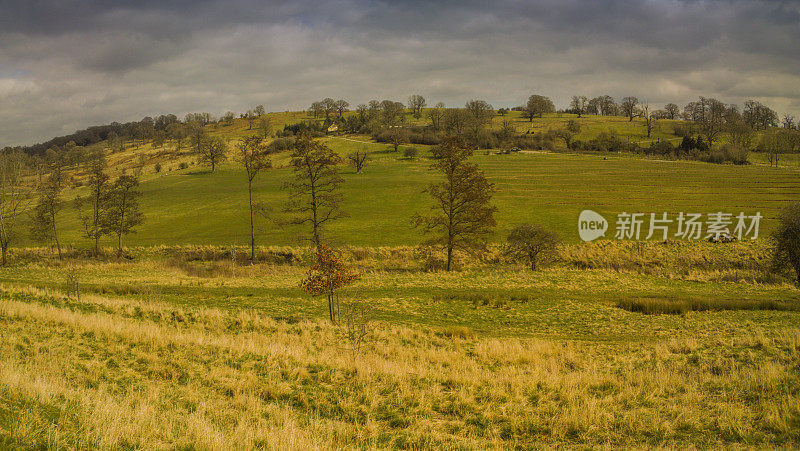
117;233;122;258
248;181;255;260
328;292;336;323
52;211;62;259
1;242;7;266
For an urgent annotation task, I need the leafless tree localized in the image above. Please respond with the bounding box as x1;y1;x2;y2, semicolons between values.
284;136;346;250
348;149;368;173
237;135;271;259
30;169;65;258
570;95;587;118
0;149;34;265
76;150;110;257
641;102;657;138
408;94;427;118
664;103;680;120
104;175;144;257
621;97;639;122
504;223;560;270
197;136;228;172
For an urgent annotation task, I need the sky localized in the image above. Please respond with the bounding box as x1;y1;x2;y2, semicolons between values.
1;0;798;146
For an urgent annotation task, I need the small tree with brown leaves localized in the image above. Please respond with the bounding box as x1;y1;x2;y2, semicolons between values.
284;136;345;250
413;136;497;271
301;245;359;323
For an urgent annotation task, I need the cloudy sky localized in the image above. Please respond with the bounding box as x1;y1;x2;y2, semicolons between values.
1;0;798;146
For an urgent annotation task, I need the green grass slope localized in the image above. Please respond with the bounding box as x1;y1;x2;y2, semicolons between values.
25;110;800;248
45;142;799;247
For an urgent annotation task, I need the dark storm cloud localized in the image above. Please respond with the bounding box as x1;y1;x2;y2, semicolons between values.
1;0;798;146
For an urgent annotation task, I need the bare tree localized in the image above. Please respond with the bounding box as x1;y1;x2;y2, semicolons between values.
104;175;144;257
782;114;796;130
443;109;470;136
413;136;497;271
664;103;680;120
388;127;409;152
570;95;587;118
621;97;639;122
504;224;560;270
427;102;446;130
408;94;427;118
380;101;405;127
695;97;728;147
465;99;494;144
237;135;271;260
0;149;33;265
197;136;228;172
284;136;346;250
727;120;756;149
30;169;65;258
166;123;187;150
348;149;368;173
76;150;110;257
257;117;272;139
334;99;349;119
743;100;778;130
641;102;657;138
356;104;369;122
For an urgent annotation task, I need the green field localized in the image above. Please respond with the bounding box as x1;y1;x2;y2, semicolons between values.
0;242;798;448
36;111;800;249
3;110;799;448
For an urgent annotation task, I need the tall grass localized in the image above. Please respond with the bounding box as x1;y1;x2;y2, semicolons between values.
0;285;798;448
618;296;800;315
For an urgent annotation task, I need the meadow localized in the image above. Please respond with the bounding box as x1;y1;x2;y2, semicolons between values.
34;109;800;248
0;240;799;448
3;110;799;448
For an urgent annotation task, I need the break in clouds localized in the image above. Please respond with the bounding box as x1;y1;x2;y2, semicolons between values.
0;0;798;146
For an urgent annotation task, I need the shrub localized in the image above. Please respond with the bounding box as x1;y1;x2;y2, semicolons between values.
702;144;749;165
648;140;674;156
178;162;189;170
266;136;296;153
404;147;419;160
154;163;162;173
566;120;581;134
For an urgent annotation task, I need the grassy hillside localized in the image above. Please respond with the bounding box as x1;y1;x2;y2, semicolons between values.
4;111;800;448
28;110;799;249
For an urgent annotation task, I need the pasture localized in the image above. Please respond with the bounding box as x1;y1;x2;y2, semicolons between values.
36;126;800;248
3;111;800;448
0;241;798;448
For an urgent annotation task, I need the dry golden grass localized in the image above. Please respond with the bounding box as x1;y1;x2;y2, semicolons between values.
0;283;798;448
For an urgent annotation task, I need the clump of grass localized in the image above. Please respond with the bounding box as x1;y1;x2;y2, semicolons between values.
437;326;473;339
433;293;531;309
618;297;800;315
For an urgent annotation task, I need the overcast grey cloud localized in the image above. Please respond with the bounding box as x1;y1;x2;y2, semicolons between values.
1;0;798;146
